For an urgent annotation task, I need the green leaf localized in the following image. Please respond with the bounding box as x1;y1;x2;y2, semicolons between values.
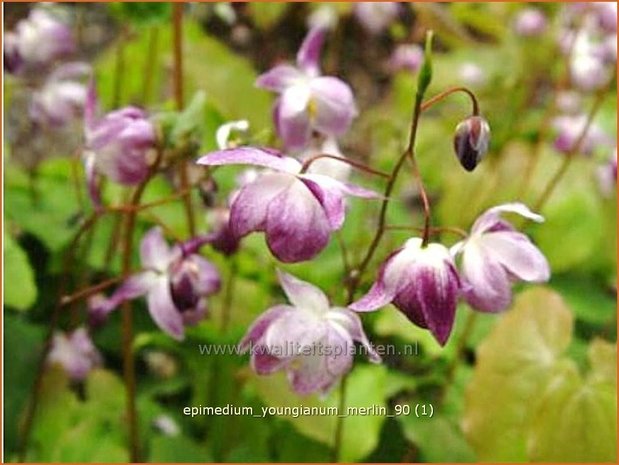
249;364;388;461
462;287;573;461
183;22;272;132
149;435;213;462
399;414;476;462
4;314;44;455
4;233;38;311
463;287;617;462
29;369;128;462
528;361;617;462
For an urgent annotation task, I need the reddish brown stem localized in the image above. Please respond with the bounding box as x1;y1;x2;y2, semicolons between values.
300;154;390;179
421;86;479;115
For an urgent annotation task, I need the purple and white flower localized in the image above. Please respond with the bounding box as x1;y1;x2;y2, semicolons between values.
89;227;220;341
240;270;380;395
388;44;424;74
5;7;74;74
83;83;156;207
354;2;400;35
197;147;378;263
47;327;102;381
553;114;609;155
514;8;547;37
351;239;461;346
256;27;357;150
29;62;90;127
451;203;550;313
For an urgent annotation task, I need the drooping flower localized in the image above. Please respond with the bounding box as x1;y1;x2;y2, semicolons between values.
47;327;102;381
83;83;156;207
240;270;380;395
29;62;90;127
514;8;547;37
205;207;240;256
451;203;550;313
354;2;400;35
4;7;75;74
256;27;357;150
350;239;461;346
197;147;378;263
89;227;220;340
453;116;491;172
388;44;424;74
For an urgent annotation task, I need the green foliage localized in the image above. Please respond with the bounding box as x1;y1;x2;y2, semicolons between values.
28;369;128;462
463;288;617;462
108;3;171;27
4;233;37;311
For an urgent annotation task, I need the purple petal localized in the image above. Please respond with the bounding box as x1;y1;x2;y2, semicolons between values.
296;27;326;76
461;242;512;313
140;227;175;272
253;353;288;375
84;80;97;129
349;247;407;312
83;151;102;210
264;311;328;353
277;270;330;313
239;305;291;352
390;260;458;346
310;77;357;136
480;231;550;283
181;299;208;326
277;87;312;149
265;180;331;262
472;202;544;234
256;64;304;92
330;308;381;363
299;177;346;230
88;272;156;325
197;146;301;174
188;255;221;295
147;277;184;341
229;172;294;238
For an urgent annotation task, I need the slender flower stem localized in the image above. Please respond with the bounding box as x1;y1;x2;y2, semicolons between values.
172;3;196;237
533;90;607;212
407;151;432;246
18;212;101;461
385;224;468;239
60;275;126;307
332;373;349;462
420;86;479;115
112;30;126;108
300;153;391;179
119;149;163;462
141;26;159;105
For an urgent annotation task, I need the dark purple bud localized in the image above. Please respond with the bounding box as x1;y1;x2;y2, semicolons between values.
170;260;201;313
453;116;490;172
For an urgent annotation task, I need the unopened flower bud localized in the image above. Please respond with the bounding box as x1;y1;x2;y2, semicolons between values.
453;116;490;171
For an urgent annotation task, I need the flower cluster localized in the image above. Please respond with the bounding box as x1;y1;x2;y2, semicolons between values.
351;204;549;345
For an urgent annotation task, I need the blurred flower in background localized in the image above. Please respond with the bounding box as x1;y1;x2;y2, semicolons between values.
47;327;102;381
354;2;400;35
